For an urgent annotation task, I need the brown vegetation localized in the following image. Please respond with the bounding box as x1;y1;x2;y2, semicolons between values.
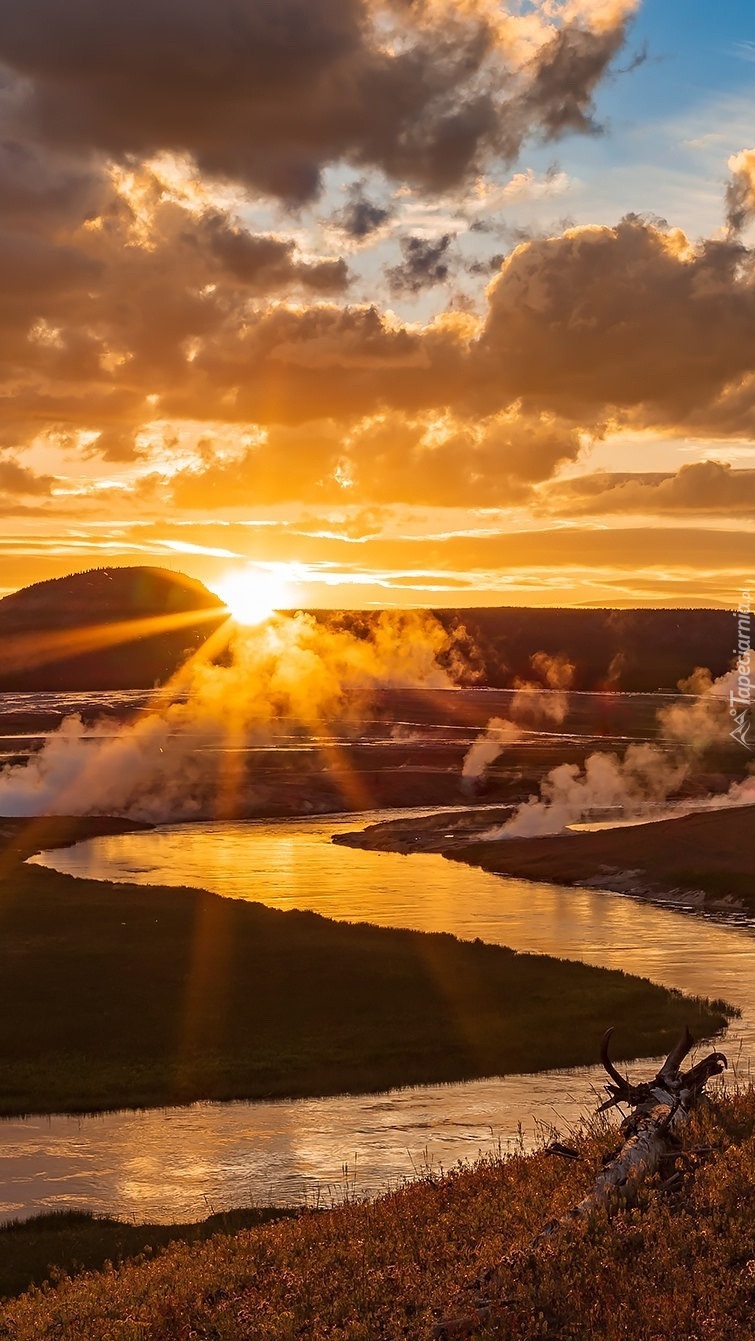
2;1090;754;1338
453;805;755;916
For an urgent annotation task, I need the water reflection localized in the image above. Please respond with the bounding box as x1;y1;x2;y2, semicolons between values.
1;812;751;1224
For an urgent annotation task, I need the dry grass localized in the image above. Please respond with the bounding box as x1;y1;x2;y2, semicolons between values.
2;1091;755;1339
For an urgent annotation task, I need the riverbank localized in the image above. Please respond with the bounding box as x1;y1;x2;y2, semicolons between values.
0;1205;300;1300
0;815;733;1117
336;803;755;918
2;1088;754;1337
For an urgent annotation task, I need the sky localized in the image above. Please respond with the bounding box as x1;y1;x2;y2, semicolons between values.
1;0;754;611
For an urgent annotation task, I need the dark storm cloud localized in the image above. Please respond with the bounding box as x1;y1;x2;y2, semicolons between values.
386;234;456;294
193;213;350;293
0;0;637;201
332;184;393;240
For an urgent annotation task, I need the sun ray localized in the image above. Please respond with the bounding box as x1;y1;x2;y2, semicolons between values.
0;606;225;679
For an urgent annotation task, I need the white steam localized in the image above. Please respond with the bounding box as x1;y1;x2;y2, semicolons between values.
658;666;743;750
461;651;575;791
461;716;524;790
495;744;690;838
0;610;457;821
482;663;753;840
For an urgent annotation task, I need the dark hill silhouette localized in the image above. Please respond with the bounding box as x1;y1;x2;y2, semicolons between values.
439;605;734;692
0;566;735;693
0;567;226;691
320;606;735;693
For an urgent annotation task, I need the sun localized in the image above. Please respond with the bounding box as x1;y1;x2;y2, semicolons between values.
214;567;293;625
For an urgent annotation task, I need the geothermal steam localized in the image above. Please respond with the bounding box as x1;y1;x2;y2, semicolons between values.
0;610;458;821
461;651;574;793
481;663;753;839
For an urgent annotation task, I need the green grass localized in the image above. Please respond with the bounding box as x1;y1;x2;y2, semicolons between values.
0;1207;299;1301
0;860;734;1117
2;1092;755;1339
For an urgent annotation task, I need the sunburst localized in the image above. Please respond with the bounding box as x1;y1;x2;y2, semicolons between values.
214;567;293;625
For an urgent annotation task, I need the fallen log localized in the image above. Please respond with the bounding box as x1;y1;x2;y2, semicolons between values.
540;1025;727;1229
431;1027;728;1339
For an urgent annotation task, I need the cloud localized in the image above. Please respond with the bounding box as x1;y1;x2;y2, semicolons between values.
479;214;755;432
513;20;629;140
725;148;755;234
0;138;104;234
166;209;755;445
331;183;393;240
0;458;54;494
386;233;456;295
0;0;637;202
542;460;755;515
193;213;350;294
4;193;755;515
1;26;755;561
170;411;582;508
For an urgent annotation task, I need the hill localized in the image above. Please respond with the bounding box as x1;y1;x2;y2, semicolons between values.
0;567;226;690
0;566;737;692
319;605;735;692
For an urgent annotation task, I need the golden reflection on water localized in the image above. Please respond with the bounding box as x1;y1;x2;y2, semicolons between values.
10;811;754;1225
38;814;755;1008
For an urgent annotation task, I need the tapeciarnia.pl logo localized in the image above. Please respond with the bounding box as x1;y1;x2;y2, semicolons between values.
730;590;753;750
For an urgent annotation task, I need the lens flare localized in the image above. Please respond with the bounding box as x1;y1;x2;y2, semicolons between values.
214;567;293;625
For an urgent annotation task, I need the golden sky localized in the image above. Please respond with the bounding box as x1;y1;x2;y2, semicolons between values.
1;0;753;609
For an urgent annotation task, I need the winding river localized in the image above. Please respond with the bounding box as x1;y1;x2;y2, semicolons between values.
1;810;753;1224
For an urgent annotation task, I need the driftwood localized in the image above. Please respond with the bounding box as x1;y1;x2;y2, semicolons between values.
431;1027;727;1339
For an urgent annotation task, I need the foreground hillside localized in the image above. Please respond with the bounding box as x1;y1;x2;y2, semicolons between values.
2;1090;754;1339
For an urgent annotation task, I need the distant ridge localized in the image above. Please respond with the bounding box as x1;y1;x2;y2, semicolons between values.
0;567;226;691
0;567;735;693
323;605;735;694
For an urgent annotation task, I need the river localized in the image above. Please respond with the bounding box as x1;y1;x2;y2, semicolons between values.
1;810;752;1224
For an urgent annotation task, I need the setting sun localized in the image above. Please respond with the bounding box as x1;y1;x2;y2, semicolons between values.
215;567;293;625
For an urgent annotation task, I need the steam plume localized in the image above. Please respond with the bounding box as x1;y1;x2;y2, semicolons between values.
0;610;458;821
461;650;575;791
483;662;752;839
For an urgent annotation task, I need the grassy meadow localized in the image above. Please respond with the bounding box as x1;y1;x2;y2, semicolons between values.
2;1090;755;1337
0;849;734;1116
